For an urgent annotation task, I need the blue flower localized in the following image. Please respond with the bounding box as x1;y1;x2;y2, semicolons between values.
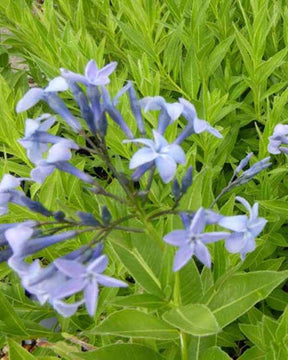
124;130;186;183
53;255;127;316
164;208;229;271
61;60;117;87
139;96;183;134
31;140;93;184
218;196;267;260
268;124;288;154
174;98;222;144
16;78;81;132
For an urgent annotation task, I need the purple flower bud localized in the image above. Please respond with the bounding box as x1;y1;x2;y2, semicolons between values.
127;82;145;135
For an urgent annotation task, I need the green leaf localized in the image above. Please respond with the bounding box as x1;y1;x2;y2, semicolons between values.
162;304;220;336
207;271;288;328
8;339;35;360
111;240;164;297
72;344;163;360
0;291;28;336
92;309;178;340
237;347;265;360
109;294;166;309
259;200;288;217
200;346;232;360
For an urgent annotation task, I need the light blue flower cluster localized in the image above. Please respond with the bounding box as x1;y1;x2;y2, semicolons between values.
0;59;273;317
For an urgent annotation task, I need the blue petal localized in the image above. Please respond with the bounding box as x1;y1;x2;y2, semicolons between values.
84;278;99;316
225;232;245;253
163;144;186;164
96;274;128;287
218;215;248;232
194;241;211;268
155;155;177;183
201;231;230;244
54;259;86;278
129;148;157;169
163;230;189;246
189;207;206;235
16;88;44;112
173;245;194;271
45;77;68;92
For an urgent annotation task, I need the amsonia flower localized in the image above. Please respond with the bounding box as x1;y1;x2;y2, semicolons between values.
218;196;267;260
174;98;222;144
60;60;117;87
164;208;229;271
0;174;51;217
124;130;186;183
31;140;93;184
16;78;81;132
53;255;127;315
139;96;183;134
268;124;288;154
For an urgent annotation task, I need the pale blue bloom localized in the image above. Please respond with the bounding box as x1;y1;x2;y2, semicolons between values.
31;140;93;184
218;196;267;260
53;255;127;316
268;124;288;154
60;60;117;87
0;174;51;217
164;208;229;271
16;78;81;132
174;98;222;144
124;130;186;183
139;96;183;134
5;224;76;258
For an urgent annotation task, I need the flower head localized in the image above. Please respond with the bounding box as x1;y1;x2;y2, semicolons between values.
218;196;267;260
164;208;229;271
60;60;117;87
124;130;186;183
53;255;127;315
268;124;288;154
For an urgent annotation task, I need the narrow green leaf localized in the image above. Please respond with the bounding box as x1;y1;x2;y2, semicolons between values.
0;291;28;336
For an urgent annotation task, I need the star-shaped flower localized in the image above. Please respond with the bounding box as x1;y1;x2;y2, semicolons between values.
53;255;127;316
218;196;267;259
164;208;229;271
124;130;186;183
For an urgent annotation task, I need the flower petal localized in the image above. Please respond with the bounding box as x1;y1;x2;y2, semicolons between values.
189;207;206;234
201;231;230;244
52;299;84;317
54;259;86;278
155;155;177;183
248;218;267;237
152;130;168;149
194;241;211;268
163;144;186;164
225;232;245;253
218;215;248;232
163;230;189;246
87;255;108;274
173;245;194;271
46;142;72;163
98;61;117;77
166;103;183;122
84;278;99;316
96;274;128;287
129;148;157;169
31;165;55;183
45;77;69;92
51;278;85;299
85;60;99;81
0;174;21;191
235;196;252;214
16;88;44;112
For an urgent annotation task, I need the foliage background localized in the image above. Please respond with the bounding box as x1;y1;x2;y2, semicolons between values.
1;0;288;359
